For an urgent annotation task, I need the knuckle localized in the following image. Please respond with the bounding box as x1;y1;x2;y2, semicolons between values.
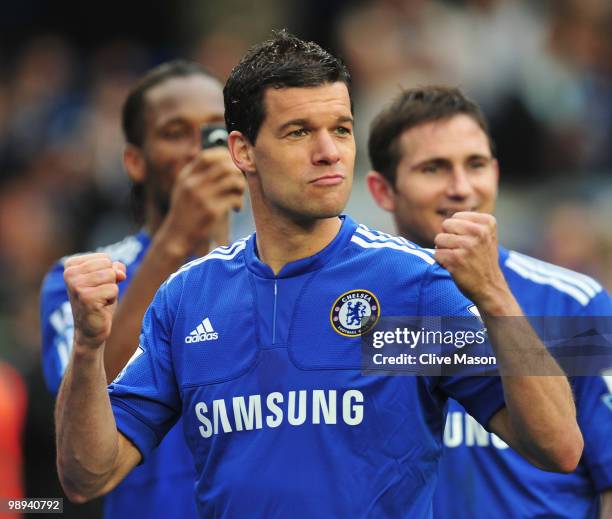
63;266;75;281
435;249;449;264
97;260;111;272
210;205;224;219
474;226;487;240
456;248;468;260
194;195;212;213
182;175;199;192
93;270;110;284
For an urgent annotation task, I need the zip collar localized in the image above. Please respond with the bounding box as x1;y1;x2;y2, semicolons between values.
245;215;358;279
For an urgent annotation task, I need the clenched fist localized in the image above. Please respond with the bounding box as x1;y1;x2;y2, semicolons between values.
434;212;510;311
63;253;126;349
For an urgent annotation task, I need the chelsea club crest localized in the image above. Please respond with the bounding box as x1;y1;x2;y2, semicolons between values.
330;289;381;337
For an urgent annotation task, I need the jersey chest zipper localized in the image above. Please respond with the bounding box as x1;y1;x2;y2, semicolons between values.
272;279;278;345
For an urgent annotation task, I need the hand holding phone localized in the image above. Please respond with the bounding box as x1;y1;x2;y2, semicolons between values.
201;125;229;149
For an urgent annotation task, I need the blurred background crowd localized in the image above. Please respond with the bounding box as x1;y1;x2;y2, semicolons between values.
0;0;611;516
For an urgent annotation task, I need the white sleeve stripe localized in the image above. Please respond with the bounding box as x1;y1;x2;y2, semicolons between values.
60;235;145;265
602;375;612;393
98;236;144;264
355;225;417;248
167;241;248;283
172;237;248;273
58;343;70;373
49;301;74;375
508;251;601;296
205;237;249;256
505;258;590;306
350;235;435;265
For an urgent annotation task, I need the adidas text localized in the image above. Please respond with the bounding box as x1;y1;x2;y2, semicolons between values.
185;332;219;343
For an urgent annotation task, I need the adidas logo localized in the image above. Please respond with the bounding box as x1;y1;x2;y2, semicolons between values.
185;317;219;343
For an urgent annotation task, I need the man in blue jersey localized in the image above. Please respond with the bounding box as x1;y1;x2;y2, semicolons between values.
366;85;612;518
54;32;583;518
40;60;245;518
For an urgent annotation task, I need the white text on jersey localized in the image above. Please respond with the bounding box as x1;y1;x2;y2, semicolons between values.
194;389;364;438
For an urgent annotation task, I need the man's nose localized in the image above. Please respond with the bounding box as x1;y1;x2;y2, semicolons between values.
446;167;473;199
312;131;341;165
186;133;202;161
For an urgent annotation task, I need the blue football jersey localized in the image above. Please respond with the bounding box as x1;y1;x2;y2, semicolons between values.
108;215;506;518
434;247;612;519
40;232;199;519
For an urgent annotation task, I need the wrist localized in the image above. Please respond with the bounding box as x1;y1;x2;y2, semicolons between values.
151;223;193;261
72;340;105;361
471;283;521;317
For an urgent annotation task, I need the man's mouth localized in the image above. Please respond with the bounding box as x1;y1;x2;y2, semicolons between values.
310;174;345;186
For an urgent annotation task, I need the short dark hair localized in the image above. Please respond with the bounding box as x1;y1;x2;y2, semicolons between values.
121;60;218;224
121;59;218;147
368;86;495;184
223;29;351;143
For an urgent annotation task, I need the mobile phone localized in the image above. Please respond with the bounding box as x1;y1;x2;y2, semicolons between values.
201;125;229;149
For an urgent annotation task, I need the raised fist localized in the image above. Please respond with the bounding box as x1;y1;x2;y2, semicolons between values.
434;212;509;308
63;253;126;349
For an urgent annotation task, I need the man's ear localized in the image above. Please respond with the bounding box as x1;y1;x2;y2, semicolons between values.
228;131;256;175
366;170;396;212
123;144;146;184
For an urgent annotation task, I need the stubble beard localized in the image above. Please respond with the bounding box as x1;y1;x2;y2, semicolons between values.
271;192;349;226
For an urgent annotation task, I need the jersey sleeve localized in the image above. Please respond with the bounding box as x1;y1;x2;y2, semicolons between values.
108;278;182;462
39;262;74;395
572;375;612;491
418;263;506;429
575;289;612;491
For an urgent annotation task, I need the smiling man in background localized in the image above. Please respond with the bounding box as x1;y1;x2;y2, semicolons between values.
367;85;612;518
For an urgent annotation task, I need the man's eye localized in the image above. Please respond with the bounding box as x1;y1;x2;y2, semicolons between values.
288;128;308;138
163;127;188;140
469;161;486;170
335;126;352;136
422;164;439;174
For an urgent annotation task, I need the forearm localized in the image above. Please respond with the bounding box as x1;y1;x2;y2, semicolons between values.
56;345;121;501
481;292;582;471
434;213;582;470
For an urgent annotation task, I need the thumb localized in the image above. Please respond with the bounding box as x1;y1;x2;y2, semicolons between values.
113;261;127;282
